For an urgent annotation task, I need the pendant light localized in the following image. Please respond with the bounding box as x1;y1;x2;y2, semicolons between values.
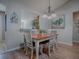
42;0;57;19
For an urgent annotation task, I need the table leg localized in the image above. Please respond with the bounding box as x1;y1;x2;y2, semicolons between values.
48;42;51;57
35;42;39;59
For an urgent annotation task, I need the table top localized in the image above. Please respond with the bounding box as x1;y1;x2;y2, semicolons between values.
32;34;49;39
32;34;51;42
32;33;58;42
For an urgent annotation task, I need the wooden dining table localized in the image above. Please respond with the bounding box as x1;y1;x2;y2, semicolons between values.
32;34;50;59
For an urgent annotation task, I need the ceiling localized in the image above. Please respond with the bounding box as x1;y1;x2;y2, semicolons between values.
26;0;70;12
0;0;70;13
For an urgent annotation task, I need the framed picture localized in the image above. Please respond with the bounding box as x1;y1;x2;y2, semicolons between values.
10;12;18;23
32;16;39;29
51;15;65;29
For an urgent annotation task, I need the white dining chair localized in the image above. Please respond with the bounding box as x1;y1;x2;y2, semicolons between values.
23;30;33;59
32;29;39;34
47;29;58;56
23;29;44;59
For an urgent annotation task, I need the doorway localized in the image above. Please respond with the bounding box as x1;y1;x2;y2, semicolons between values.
0;11;6;53
73;11;79;44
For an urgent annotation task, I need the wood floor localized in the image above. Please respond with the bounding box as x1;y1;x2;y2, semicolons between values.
0;43;79;59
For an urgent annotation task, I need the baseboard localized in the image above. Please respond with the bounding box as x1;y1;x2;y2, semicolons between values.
0;41;73;54
0;47;20;54
58;41;72;46
6;47;20;52
73;41;79;43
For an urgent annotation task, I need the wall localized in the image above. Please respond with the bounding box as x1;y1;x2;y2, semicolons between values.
6;7;49;50
0;0;49;50
1;0;79;50
2;1;48;50
5;2;39;49
40;0;79;45
0;3;6;11
54;0;79;45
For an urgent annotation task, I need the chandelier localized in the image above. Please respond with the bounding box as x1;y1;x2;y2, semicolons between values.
42;0;57;19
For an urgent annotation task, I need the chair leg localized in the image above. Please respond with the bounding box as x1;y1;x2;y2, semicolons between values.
31;50;33;59
55;36;58;50
40;45;43;55
48;43;51;57
54;43;58;50
51;44;54;54
25;48;28;55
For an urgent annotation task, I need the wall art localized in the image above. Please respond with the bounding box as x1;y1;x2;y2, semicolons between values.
10;12;18;23
51;15;65;29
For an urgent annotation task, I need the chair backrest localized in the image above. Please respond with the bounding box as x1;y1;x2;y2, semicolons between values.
32;29;39;34
47;29;57;41
48;29;57;34
24;29;33;48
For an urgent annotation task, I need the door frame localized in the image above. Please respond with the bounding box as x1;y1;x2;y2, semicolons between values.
73;11;79;43
0;11;6;42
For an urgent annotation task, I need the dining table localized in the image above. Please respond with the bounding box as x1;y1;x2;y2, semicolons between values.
32;34;51;59
20;29;58;59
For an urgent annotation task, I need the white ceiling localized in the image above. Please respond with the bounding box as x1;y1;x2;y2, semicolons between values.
26;0;70;12
0;0;70;13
